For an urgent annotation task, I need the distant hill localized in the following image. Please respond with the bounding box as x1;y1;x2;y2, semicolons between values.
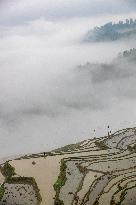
0;126;136;205
85;19;136;42
76;48;136;84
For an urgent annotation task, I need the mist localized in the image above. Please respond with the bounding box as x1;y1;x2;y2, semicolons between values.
0;0;136;158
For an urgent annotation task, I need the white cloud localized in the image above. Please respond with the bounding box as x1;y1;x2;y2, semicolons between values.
0;0;135;25
0;0;136;157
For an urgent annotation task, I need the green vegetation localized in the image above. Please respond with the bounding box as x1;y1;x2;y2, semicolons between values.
0;162;16;179
0;162;42;204
0;127;136;204
54;199;64;205
127;144;136;152
0;162;15;202
54;160;67;205
53;142;81;153
95;141;109;150
85;19;136;42
54;177;66;191
0;185;5;201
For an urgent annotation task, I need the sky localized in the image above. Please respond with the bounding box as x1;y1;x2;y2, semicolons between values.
0;0;136;158
0;0;136;24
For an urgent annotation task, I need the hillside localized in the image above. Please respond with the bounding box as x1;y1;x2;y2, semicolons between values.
0;127;136;205
84;19;136;42
74;48;136;87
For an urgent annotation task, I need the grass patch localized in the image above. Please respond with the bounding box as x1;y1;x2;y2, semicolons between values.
54;160;67;205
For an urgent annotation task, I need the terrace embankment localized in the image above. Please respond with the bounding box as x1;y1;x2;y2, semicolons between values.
0;127;136;205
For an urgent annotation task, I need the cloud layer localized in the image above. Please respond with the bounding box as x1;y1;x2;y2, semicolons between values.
0;0;136;157
0;0;135;25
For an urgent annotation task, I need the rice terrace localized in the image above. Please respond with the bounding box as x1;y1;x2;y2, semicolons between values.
0;127;136;205
1;0;136;204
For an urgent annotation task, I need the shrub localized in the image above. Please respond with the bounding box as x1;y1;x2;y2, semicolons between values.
1;162;15;179
95;141;109;150
32;161;36;165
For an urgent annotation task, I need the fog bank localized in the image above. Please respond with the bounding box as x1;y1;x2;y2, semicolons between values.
0;0;136;157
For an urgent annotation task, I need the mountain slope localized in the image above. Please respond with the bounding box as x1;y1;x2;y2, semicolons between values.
0;127;136;205
84;19;136;42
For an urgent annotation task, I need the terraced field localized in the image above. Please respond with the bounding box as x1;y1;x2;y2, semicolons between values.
0;127;136;205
